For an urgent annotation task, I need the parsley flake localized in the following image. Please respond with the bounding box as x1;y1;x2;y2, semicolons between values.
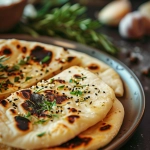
25;76;32;82
49;78;54;84
18;56;30;65
57;85;65;90
37;132;46;137
41;56;50;63
34;119;47;124
14;76;20;82
70;90;83;96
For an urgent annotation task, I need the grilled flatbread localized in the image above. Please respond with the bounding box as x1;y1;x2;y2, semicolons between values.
0;66;115;149
48;98;124;150
69;50;124;97
0;39;80;100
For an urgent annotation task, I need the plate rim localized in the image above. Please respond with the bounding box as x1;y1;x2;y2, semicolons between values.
0;34;145;150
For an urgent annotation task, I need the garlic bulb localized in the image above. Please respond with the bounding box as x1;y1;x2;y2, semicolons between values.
119;11;150;39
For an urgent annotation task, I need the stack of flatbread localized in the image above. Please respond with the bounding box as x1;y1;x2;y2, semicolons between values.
0;39;124;150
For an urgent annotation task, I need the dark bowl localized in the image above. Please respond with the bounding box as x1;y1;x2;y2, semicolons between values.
0;0;27;32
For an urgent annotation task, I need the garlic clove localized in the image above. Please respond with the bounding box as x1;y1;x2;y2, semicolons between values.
98;0;131;26
138;1;150;19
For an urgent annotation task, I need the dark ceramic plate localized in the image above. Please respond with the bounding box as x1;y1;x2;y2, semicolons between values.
0;34;145;150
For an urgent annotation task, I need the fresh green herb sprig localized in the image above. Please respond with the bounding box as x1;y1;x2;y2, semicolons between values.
40;55;50;64
0;55;9;71
39;99;56;112
0;55;9;63
18;56;30;65
25;76;33;82
70;90;83;96
37;132;46;137
17;2;118;54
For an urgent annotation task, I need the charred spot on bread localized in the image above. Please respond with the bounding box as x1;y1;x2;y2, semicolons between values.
69;108;78;113
21;93;44;116
31;46;52;64
0;99;8;107
59;136;92;148
73;74;81;79
54;79;66;84
22;47;27;53
10;109;17;115
67;115;80;124
88;63;100;70
14;116;31;131
1;48;12;55
16;44;21;49
67;56;75;62
100;124;111;131
63;47;68;51
45;90;68;104
18;90;32;100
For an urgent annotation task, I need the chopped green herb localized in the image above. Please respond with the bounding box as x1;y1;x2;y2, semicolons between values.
0;64;8;71
34;87;45;93
19;59;26;65
0;55;9;63
39;99;56;112
70;90;83;96
14;76;20;82
34;119;47;124
25;112;31;118
41;56;50;63
57;85;65;90
49;78;54;83
69;79;73;83
8;65;20;72
51;114;59;118
37;132;46;137
25;76;32;81
69;79;77;84
18;56;30;65
0;79;13;92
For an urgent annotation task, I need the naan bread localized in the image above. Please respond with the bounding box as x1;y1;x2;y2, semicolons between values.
69;50;124;97
0;66;115;149
0;39;80;100
48;98;124;150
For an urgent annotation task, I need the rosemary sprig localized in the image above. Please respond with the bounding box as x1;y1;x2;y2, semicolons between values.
16;2;118;54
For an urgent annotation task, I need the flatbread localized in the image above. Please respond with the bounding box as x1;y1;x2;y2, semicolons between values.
0;66;115;149
48;98;124;150
69;50;124;97
0;39;80;100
